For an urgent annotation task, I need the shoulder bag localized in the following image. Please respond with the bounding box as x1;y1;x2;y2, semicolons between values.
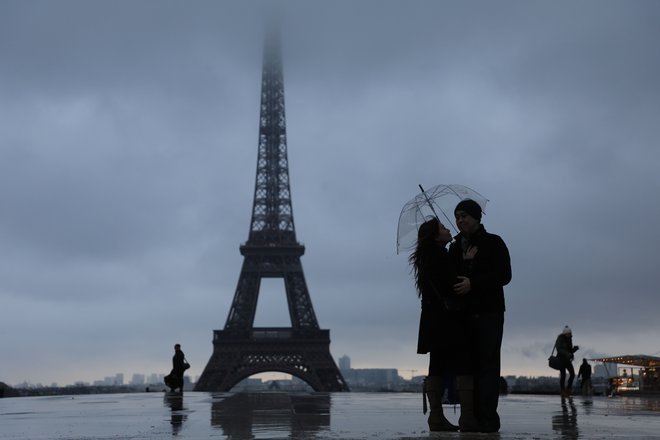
548;346;562;370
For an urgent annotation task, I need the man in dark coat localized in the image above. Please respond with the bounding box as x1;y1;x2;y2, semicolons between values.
449;199;511;433
577;358;592;395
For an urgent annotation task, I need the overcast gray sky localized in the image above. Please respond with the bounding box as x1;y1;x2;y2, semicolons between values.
2;0;660;387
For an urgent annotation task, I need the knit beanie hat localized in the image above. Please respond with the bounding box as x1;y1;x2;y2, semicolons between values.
562;326;572;335
454;199;482;221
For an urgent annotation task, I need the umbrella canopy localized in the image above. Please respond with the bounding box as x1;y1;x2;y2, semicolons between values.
396;184;488;254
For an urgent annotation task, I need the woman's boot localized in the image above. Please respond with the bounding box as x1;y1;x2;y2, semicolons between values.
424;376;459;432
456;376;481;432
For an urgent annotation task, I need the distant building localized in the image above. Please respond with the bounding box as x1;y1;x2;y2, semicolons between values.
341;368;400;390
338;355;351;371
130;374;145;386
92;373;124;387
410;375;425;384
594;362;617;378
147;373;164;385
232;378;264;391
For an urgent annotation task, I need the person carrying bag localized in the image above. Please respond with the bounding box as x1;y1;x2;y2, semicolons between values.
553;326;579;397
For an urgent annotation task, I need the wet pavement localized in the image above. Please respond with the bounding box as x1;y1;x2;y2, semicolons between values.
1;392;659;439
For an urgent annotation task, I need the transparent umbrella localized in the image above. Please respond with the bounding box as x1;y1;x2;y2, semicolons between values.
396;184;488;254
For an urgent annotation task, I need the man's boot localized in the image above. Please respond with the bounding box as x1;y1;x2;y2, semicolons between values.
423;376;459;432
456;375;481;432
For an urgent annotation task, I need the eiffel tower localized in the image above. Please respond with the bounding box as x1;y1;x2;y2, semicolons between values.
195;34;349;392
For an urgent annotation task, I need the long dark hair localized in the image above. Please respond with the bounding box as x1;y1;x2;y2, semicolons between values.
408;217;440;298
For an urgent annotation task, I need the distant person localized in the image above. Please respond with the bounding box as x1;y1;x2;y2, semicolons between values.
449;199;512;433
410;217;479;432
165;344;189;392
577;358;592;395
555;326;579;397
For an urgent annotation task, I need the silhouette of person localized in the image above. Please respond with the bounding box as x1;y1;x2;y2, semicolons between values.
167;343;187;392
577;358;593;395
449;199;511;433
555;326;579;397
409;217;478;432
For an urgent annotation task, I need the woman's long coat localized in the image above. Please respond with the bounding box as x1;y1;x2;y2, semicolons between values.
416;246;470;356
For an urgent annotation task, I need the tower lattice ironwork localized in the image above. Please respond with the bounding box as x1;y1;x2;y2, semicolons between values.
195;36;349;392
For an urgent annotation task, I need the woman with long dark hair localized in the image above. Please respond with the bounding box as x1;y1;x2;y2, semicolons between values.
410;217;479;432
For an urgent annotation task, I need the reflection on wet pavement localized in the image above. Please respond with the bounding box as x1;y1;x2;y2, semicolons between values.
552;397;578;438
211;393;330;439
2;391;660;439
163;393;188;436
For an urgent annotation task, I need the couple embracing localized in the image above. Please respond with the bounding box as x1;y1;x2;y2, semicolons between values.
410;199;511;433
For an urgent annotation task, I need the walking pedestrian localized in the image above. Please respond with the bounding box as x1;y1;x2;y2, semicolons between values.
555;326;579;397
165;344;189;393
578;358;593;395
